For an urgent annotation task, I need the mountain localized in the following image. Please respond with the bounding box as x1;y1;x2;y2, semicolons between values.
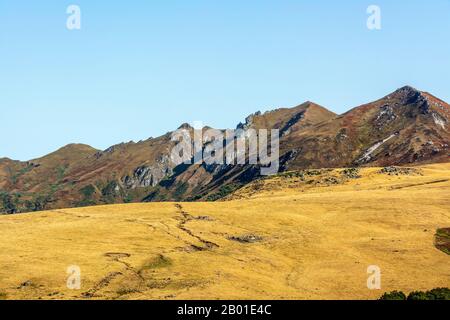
281;86;449;169
0;86;448;213
146;101;338;202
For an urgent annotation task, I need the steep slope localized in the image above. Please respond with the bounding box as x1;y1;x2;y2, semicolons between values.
147;102;337;201
237;101;336;135
282;86;449;169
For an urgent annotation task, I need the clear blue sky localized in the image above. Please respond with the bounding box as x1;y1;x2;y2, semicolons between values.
1;0;449;160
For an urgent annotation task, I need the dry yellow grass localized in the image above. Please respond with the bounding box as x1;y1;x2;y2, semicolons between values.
0;163;449;300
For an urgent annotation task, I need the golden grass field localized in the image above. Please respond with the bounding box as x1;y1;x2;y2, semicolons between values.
0;163;449;300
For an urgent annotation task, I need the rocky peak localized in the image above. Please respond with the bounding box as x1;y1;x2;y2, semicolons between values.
389;86;430;114
395;85;420;94
178;123;193;130
236;111;262;130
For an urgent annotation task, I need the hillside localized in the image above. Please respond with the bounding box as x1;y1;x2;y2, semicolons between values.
0;86;448;214
0;163;449;300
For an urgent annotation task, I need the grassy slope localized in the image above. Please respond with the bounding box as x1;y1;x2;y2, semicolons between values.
0;163;449;300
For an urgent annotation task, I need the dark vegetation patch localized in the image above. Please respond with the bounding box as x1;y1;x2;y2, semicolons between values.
186;193;207;202
104;252;131;259
379;166;421;176
278;171;306;180
82;272;123;298
195;216;214;221
380;288;450;300
80;185;96;198
277;169;332;180
10;164;34;185
322;176;340;185
101;181;120;203
379;291;406;300
142;186;172;202
0;192;19;214
0;292;7;300
0;186;56;214
76;184;97;207
173;182;189;200
206;184;242;201
56;165;67;181
116;287;140;297
17;280;36;289
139;255;172;274
435;228;450;255
341;168;361;179
228;234;263;244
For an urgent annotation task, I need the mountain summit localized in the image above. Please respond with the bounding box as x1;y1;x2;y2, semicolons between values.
281;86;449;169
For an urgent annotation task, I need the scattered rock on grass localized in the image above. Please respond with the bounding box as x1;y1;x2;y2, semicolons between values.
341;168;361;179
228;234;263;244
379;166;420;176
17;280;35;289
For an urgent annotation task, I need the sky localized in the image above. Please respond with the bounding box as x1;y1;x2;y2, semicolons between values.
1;0;449;160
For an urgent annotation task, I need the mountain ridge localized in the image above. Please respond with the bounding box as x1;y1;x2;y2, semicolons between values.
0;86;448;213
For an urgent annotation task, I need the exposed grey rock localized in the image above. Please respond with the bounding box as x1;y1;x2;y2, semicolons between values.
355;133;399;164
228;234;263;244
280;112;305;136
336;129;348;142
395;86;430;114
375;105;397;128
432;112;447;130
379;166;420;176
123;156;173;189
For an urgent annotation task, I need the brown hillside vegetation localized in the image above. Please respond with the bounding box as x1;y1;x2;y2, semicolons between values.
0;163;449;300
0;86;448;213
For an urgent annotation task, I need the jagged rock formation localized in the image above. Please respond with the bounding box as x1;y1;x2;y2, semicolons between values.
123;156;173;189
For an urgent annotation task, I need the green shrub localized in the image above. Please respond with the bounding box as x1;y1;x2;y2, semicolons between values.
426;288;450;300
379;291;407;300
0;192;17;214
56;166;67;181
33;194;51;211
206;184;241;202
173;182;188;199
407;291;433;300
101;181;121;203
381;288;450;300
80;185;96;198
123;194;133;203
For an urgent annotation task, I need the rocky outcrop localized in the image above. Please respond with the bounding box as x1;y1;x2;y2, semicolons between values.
392;86;431;114
236;111;262;130
123;155;173;189
280;112;305;136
